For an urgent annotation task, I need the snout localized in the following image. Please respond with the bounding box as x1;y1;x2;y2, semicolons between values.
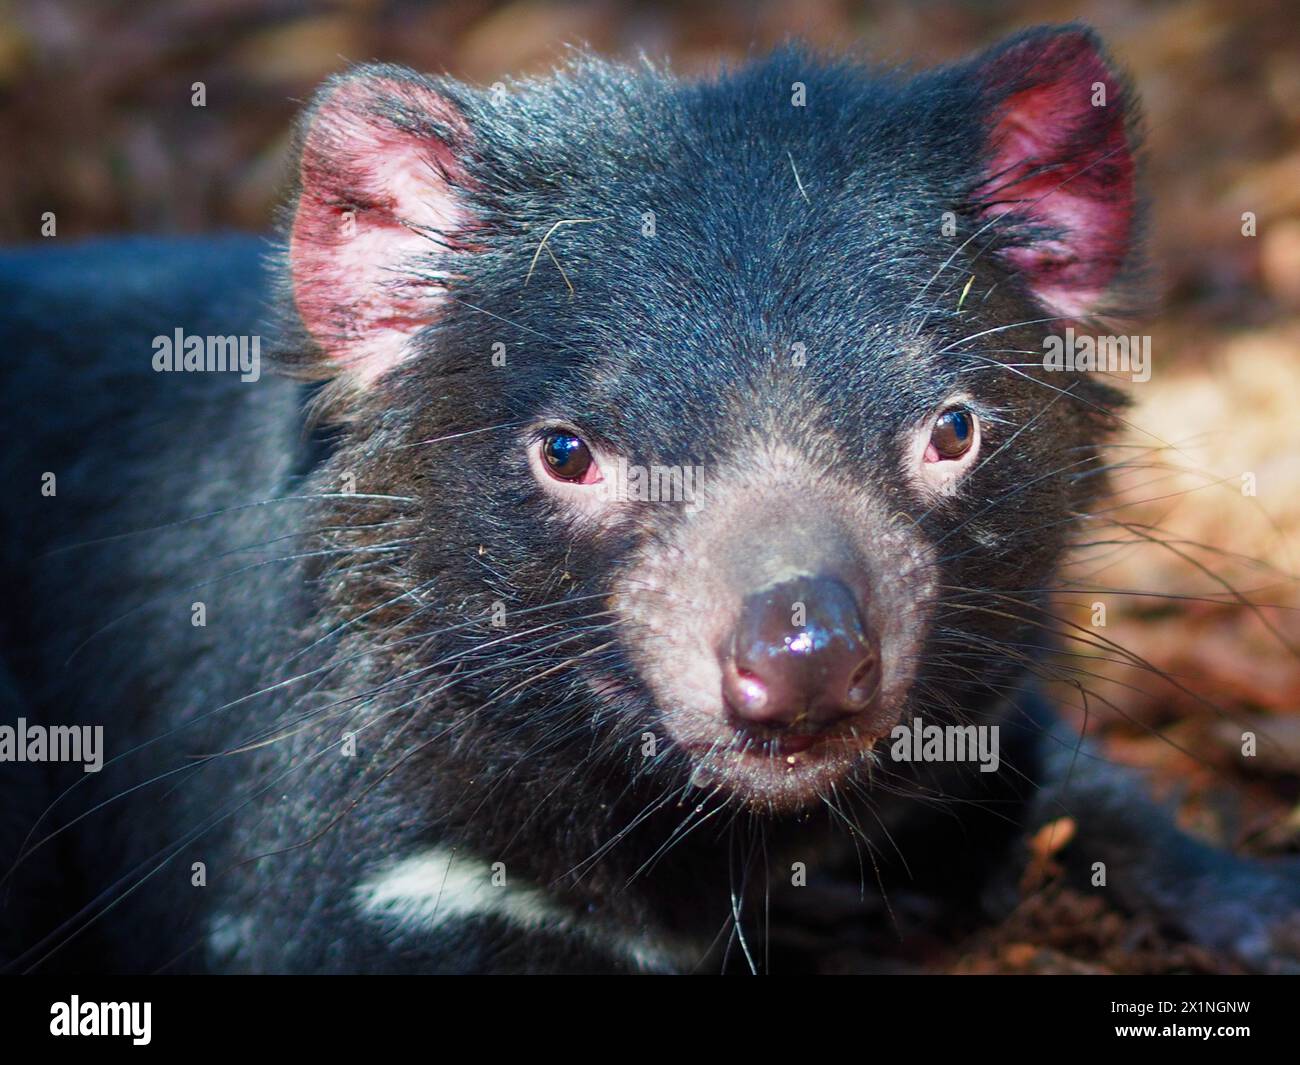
613;461;935;805
719;574;882;745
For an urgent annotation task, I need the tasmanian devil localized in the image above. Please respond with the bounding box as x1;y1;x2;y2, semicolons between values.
1;23;1297;974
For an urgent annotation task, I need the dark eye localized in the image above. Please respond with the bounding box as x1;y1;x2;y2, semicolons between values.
541;430;596;482
928;407;975;461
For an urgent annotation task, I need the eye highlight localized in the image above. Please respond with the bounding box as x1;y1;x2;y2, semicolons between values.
925;407;976;463
540;430;600;484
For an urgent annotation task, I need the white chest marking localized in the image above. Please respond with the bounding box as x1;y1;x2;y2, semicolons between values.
355;846;692;972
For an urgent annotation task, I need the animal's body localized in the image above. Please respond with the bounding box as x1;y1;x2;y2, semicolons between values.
1;25;1297;973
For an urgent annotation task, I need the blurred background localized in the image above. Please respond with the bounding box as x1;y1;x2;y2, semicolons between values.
1;0;1297;972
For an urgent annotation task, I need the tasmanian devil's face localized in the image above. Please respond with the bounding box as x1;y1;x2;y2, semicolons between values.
284;29;1137;810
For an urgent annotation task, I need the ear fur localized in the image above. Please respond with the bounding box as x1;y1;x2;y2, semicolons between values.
286;65;474;386
966;26;1141;319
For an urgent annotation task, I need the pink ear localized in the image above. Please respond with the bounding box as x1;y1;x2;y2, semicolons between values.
971;29;1137;319
289;69;471;385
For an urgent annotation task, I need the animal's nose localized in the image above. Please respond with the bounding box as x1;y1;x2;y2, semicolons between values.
719;574;880;734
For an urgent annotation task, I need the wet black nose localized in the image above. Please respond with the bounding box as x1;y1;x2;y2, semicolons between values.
720;574;880;733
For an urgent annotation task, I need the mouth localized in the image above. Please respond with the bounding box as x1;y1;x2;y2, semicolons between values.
748;732;822;756
680;725;884;809
586;672;891;808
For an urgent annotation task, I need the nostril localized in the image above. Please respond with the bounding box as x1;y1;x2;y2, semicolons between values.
728;665;764;717
724;667;769;717
844;656;880;710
